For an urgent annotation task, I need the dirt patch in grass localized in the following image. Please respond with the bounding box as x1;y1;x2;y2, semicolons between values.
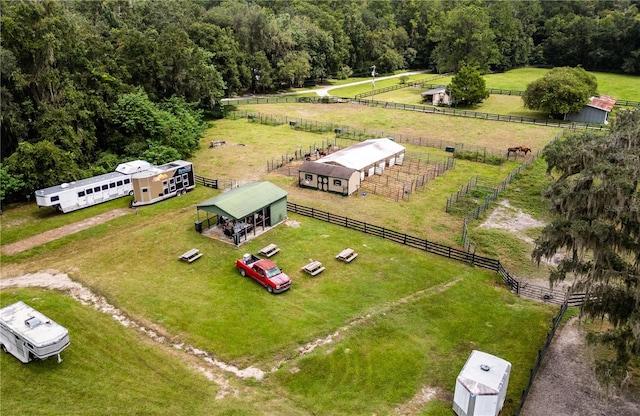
479;200;545;243
478;199;567;287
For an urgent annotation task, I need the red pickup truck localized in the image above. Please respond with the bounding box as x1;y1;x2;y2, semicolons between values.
236;254;292;294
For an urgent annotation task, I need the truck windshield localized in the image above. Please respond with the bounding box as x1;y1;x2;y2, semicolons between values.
265;266;282;278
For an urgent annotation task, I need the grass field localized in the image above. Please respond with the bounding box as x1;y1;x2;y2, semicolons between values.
2;67;638;415
323;67;639;103
1;200;557;415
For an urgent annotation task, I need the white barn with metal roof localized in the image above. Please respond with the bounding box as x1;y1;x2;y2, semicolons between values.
298;138;405;196
318;138;405;177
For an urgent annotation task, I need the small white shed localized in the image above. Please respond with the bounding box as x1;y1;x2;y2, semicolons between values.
453;350;511;416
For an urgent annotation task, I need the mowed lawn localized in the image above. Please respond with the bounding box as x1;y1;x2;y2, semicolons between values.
0;195;556;415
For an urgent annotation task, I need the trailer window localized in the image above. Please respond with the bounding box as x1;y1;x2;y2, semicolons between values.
142;188;148;193
86;188;93;195
333;179;342;186
51;196;60;202
124;179;130;184
116;180;123;186
176;176;182;183
101;185;108;190
109;183;116;188
78;191;85;197
94;187;100;192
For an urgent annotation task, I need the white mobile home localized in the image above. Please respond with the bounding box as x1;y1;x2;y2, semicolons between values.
453;350;511;416
34;160;152;213
0;301;70;364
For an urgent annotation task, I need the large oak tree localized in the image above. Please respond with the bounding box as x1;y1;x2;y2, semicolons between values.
522;66;598;117
533;109;640;388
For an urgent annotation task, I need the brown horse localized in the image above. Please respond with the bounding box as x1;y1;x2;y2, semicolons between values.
519;146;532;155
507;147;520;156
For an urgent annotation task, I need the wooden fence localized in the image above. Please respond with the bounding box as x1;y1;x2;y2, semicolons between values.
194;175;236;190
515;301;570;416
357;82;640;108
287;202;502;271
286;202;589;308
350;98;609;131
228;110;508;165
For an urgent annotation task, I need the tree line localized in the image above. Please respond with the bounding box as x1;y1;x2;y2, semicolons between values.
2;0;640;202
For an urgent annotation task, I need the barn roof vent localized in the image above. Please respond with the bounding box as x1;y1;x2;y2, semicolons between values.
480;364;490;371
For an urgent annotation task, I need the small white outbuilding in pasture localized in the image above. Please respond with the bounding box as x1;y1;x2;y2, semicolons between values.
453;350;511;416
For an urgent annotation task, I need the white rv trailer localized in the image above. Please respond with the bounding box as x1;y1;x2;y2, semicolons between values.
0;301;70;364
34;160;152;213
453;350;511;416
130;160;196;207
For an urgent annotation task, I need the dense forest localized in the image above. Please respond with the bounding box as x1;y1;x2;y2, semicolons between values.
2;0;640;201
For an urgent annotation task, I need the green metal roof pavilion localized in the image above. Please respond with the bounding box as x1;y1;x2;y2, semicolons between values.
196;181;288;220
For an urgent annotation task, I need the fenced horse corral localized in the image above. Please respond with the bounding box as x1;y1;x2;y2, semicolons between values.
268;140;454;201
359;154;454;201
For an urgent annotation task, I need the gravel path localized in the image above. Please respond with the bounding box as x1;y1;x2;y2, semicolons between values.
521;317;640;416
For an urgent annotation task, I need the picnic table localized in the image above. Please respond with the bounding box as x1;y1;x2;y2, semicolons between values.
258;243;280;258
302;260;325;276
179;248;203;263
335;248;358;263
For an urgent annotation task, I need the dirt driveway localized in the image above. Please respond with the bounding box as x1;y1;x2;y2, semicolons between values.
521;317;640;416
1;209;130;255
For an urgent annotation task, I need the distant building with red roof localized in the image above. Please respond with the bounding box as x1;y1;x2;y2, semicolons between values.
565;95;617;124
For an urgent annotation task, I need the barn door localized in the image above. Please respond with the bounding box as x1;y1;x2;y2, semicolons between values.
318;175;329;191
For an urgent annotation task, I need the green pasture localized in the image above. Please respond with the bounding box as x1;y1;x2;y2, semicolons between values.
233;103;561;151
324;67;639;103
328;72;448;99
483;68;640;101
1;197;557;415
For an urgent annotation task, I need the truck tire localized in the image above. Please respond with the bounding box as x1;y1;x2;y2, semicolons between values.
0;344;7;353
267;286;273;294
239;268;246;277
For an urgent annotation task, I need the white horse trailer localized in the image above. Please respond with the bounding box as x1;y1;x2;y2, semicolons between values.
0;301;70;364
34;160;151;213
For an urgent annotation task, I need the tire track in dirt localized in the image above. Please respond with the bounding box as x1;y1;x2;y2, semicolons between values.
0;271;261;399
1;269;463;409
1;209;130;255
